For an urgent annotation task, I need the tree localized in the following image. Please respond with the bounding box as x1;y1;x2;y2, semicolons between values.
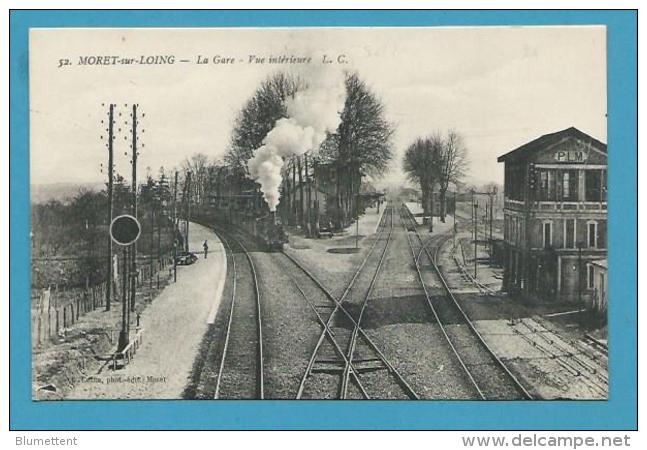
222;72;305;209
436;130;468;221
402;135;443;223
32;199;69;256
181;153;210;205
111;173;132;215
226;72;305;173
328;72;394;227
223;71;394;231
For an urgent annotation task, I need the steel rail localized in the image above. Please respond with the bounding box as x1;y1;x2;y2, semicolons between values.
293;205;390;399
518;319;606;379
288;206;418;400
398;206;486;399
513;321;607;395
511;327;607;397
285;248;420;399
213;233;237;399
584;334;608;353
340;206;395;399
282;268;370;399
402;205;533;400
212;226;265;399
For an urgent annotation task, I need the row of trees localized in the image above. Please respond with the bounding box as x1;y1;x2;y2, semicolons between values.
176;77;470;236
402;131;468;222
31;168;176;288
221;71;394;230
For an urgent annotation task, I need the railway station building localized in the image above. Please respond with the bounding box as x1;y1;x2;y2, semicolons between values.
497;127;607;304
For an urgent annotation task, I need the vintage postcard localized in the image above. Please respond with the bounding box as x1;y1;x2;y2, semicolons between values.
29;26;608;401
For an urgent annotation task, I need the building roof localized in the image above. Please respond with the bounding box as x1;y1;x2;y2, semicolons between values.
497;127;607;163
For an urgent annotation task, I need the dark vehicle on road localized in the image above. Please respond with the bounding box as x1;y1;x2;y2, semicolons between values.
175;251;198;266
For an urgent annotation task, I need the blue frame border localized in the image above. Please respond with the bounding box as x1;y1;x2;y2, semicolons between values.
9;10;637;430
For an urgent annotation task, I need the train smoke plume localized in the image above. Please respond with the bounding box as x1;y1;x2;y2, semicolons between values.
248;72;345;211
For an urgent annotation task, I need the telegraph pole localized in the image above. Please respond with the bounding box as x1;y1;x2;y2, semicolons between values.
118;246;128;351
291;158;297;226
130;104;139;313
105;103;115;311
173;170;178;282
472;190;478;278
184;171;192;252
471;188;475;242
149;200;155;290
489;189;494;266
355;194;359;249
298;156;304;229
157;181;162;264
578;243;583;305
485;202;489;253
305;153;312;236
452;190;457;247
351;163;358;248
429;187;434;233
313;158;320;235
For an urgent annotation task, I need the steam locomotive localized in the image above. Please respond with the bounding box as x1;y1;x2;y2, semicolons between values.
196;198;288;251
251;212;288;251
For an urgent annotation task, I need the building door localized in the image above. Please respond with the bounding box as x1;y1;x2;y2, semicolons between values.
538;254;556;298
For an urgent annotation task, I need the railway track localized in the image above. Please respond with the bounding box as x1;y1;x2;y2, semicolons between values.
212;228;264;399
400;204;533;400
282;205;419;400
512;319;607;397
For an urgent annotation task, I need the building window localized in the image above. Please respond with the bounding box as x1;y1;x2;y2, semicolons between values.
543;221;552;248
588;221;598;248
588;265;595;289
585;169;606;202
565;219;575;248
512;217;517;244
539;170;556;201
562;170;577;200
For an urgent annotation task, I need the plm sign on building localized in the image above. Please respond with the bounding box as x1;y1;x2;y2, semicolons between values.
554;150;589;163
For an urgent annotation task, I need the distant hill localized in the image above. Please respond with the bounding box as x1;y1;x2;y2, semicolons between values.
30;182;104;204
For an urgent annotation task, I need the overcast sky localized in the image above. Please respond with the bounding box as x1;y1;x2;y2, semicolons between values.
29;26;606;187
